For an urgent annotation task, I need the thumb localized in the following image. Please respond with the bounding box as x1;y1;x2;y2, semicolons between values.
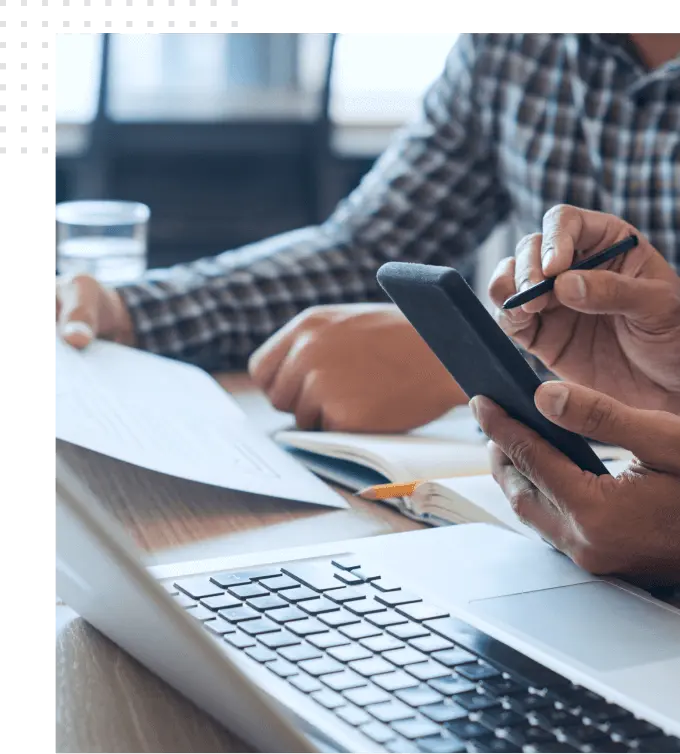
554;269;680;325
57;275;99;348
535;381;680;472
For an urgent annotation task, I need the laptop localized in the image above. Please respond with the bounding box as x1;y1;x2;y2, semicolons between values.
56;453;680;753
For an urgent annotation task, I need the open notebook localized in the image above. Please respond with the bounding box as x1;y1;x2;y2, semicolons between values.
276;407;633;491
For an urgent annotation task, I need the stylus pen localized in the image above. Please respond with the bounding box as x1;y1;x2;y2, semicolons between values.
502;234;639;310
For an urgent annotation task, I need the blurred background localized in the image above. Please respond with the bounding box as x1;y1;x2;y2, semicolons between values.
56;33;508;291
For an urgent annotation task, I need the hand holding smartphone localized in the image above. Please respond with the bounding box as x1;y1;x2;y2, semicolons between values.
377;262;609;476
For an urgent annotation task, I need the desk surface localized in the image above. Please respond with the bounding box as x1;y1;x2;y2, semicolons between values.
56;372;424;753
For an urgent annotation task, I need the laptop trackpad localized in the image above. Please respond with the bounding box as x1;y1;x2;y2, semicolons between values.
471;581;680;672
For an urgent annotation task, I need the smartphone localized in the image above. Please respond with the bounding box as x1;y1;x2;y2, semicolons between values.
377;262;609;476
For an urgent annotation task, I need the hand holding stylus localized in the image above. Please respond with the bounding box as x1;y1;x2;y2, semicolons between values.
488;205;680;415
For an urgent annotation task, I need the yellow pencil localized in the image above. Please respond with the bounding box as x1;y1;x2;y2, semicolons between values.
358;480;424;500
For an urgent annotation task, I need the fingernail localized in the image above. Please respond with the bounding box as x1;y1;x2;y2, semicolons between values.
469;397;480;422
560;272;587;301
61;321;94;340
536;382;569;418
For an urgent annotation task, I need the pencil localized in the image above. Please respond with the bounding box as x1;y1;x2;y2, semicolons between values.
502;234;638;310
358;480;424;500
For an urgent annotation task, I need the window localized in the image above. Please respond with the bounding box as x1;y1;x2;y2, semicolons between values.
329;34;459;126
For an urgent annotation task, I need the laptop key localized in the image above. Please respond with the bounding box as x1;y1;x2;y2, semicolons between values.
289;673;322;694
173;593;197;609
371;579;402;592
319;610;361;628
580;703;631;727
299;597;340;615
311;688;346;710
385;738;420;753
335;571;366;585
454;691;499;712
360;635;405;653
469;737;524;752
502;690;552;714
247;594;288;612
281;586;318;603
419;702;467;723
527;707;579;730
278;643;322;662
245;645;277;663
322;669;367;692
477;707;524;729
336;705;372;727
287;618;329;636
391;718;441;740
444;720;491;740
383;647;428;667
203;617;237;636
428;675;476;696
327;644;372;663
344;685;392;707
405;660;450;681
556;724;609;747
187;605;220;621
365;700;415;723
359;720;396;744
477;677;525;697
501;723;557;747
373;670;420;692
259;575;298;591
387;623;431;641
374;591;422;607
456;662;500;682
410;635;454;653
366;611;408;629
349;657;394;677
266;606;307;624
308;631;351;649
174;576;225;599
327;586;370;603
258;629;300;649
330;558;361;571
281;565;344;592
225;631;257;649
265;659;299;678
238;618;281;636
346;598;387;616
209;572;253;589
416;734;467;753
396;603;449;622
228;583;270;600
340;622;382;640
200;594;242;611
580;742;629;753
218;605;260;623
394;685;444;708
298;657;344;677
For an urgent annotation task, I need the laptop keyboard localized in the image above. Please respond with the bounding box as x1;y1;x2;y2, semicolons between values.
166;558;680;754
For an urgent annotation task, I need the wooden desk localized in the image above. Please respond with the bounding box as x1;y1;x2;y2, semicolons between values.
56;373;424;753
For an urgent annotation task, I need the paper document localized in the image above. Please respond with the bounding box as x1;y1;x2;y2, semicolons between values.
56;335;347;509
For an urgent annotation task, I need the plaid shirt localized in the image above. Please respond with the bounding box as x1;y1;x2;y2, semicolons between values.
118;33;680;371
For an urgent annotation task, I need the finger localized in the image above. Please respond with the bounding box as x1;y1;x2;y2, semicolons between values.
265;335;315;413
488;256;516;309
293;371;324;430
540;204;634;276
57;276;99;348
471;395;595;506
513;233;551;313
554;270;680;327
488;440;569;549
248;319;301;391
534;381;680;473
